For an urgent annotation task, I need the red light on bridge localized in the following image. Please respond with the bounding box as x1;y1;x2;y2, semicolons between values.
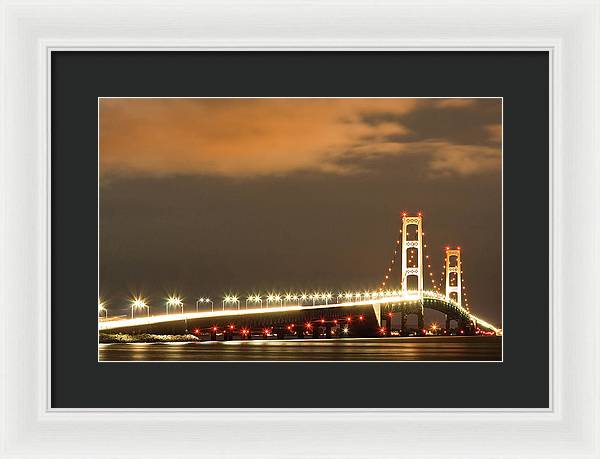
388;312;392;317
422;328;427;334
359;315;364;321
333;320;338;325
212;326;218;332
379;327;386;335
417;211;422;217
445;246;450;251
460;329;464;334
229;324;235;330
287;326;292;331
457;246;461;250
401;211;407;217
305;322;312;329
193;328;199;334
320;318;325;324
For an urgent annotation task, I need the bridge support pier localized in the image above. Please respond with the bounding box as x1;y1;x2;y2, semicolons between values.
385;317;392;337
297;329;304;339
276;330;285;340
400;313;408;336
417;312;425;335
312;327;319;339
325;325;332;339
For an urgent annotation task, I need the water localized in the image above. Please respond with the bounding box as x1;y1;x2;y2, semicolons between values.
99;336;501;361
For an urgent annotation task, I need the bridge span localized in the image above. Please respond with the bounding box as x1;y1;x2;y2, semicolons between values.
99;291;500;339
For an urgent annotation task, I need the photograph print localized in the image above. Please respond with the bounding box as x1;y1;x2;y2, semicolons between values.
98;97;502;362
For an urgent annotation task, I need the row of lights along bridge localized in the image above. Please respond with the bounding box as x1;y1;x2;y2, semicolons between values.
99;289;453;319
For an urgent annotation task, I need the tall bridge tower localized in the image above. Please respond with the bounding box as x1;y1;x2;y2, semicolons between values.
445;247;462;307
401;214;424;293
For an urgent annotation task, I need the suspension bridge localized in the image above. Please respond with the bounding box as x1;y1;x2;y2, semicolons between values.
98;213;501;339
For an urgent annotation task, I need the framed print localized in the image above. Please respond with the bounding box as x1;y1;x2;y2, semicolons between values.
97;96;503;363
1;1;599;458
54;52;537;410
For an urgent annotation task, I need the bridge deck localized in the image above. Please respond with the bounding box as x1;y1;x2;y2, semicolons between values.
99;293;500;334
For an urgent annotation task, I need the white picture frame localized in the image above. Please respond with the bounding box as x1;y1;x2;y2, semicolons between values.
0;0;598;457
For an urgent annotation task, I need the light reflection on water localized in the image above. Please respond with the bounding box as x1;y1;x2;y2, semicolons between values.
100;336;501;362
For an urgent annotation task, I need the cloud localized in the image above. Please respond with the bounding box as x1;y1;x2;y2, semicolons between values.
348;140;500;176
100;98;499;179
434;99;478;108
485;123;502;143
426;143;500;176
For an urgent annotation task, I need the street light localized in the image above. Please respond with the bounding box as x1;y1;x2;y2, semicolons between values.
251;295;263;309
223;295;240;310
166;295;184;315
130;296;149;319
247;294;263;309
196;297;214;312
98;299;108;320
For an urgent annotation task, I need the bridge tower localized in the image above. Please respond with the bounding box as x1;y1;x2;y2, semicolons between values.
401;213;424;293
445;247;462;307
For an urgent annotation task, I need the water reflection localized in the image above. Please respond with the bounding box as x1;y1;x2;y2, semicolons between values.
99;336;501;362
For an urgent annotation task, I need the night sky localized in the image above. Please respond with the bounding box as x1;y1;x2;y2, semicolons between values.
99;98;502;326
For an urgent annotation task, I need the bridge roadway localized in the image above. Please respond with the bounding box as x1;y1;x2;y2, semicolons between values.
99;291;500;338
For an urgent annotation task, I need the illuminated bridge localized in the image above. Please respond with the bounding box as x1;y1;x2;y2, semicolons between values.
99;214;501;339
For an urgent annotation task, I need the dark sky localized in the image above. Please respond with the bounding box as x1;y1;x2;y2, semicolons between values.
99;98;502;326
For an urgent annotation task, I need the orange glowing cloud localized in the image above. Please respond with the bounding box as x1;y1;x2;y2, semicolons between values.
99;98;499;179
